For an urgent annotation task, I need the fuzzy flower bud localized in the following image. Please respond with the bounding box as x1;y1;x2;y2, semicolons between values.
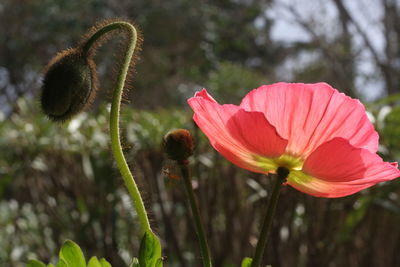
41;48;97;121
163;129;194;163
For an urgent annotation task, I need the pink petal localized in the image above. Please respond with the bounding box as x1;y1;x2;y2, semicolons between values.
194;88;217;102
286;138;400;198
240;83;379;157
304;137;399;183
287;172;378;198
188;89;288;173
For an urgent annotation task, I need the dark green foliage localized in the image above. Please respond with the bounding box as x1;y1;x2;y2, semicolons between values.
0;100;188;266
2;98;400;267
206;62;268;104
383;106;400;153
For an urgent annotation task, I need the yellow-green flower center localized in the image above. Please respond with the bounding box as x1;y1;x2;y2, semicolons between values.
254;154;304;173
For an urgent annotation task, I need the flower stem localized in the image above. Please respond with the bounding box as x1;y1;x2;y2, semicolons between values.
178;161;212;267
251;167;288;267
82;21;151;234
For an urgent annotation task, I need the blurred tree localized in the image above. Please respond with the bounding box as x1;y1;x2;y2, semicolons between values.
0;0;285;111
274;0;400;99
206;61;267;104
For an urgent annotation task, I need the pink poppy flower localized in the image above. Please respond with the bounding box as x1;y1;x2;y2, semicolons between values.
188;82;400;197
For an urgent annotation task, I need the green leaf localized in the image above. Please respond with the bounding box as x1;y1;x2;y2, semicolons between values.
383;106;400;151
87;256;102;267
241;257;252;267
99;258;112;267
138;231;162;267
47;264;56;267
59;240;86;267
88;256;111;267
129;258;139;267
27;259;47;267
56;259;69;267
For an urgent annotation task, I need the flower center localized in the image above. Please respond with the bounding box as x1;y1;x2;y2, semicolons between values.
254;154;304;173
275;154;303;171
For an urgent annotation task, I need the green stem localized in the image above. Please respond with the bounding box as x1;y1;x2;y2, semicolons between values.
251;167;288;267
82;22;129;56
82;21;151;234
179;161;212;267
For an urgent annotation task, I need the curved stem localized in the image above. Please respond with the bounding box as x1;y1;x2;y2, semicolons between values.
82;21;130;56
82;21;151;234
251;167;288;267
179;161;212;267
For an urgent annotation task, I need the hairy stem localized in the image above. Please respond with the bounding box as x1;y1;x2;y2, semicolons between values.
179;161;212;267
251;167;288;267
82;21;151;234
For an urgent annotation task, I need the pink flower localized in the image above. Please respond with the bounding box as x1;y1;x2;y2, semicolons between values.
188;82;400;198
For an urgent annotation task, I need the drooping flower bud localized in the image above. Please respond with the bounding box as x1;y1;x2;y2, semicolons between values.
41;48;97;121
163;129;194;163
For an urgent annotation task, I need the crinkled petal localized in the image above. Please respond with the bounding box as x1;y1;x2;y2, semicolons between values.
188;89;288;173
286;138;400;197
240;83;379;157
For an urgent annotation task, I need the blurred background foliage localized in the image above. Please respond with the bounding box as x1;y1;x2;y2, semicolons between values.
1;0;400;266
